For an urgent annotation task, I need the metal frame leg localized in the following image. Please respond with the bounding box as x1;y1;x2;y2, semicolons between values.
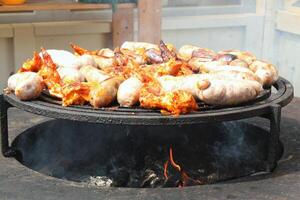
266;104;282;172
0;95;15;157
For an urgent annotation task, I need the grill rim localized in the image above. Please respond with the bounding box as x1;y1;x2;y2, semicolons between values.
3;77;294;125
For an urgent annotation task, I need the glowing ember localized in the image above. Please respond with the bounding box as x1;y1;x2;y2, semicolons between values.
164;148;203;187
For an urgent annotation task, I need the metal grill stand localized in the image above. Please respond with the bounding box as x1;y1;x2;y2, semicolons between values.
0;77;294;172
0;95;15;157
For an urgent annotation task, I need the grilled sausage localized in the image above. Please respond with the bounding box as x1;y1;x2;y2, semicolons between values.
89;76;124;108
117;76;143;107
158;73;262;105
178;45;216;62
57;67;84;84
7;72;44;100
249;60;278;86
80;65;111;83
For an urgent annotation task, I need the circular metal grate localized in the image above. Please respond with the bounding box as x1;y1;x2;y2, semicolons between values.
3;77;294;125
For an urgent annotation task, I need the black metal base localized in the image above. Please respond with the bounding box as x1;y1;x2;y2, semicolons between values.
0;95;17;157
0;94;285;172
265;104;282;171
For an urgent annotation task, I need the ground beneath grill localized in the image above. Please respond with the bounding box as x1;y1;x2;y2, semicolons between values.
0;98;299;199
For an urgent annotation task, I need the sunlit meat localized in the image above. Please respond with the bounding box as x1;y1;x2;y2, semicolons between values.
7;72;44;100
88;76;124;108
39;49;80;69
117;76;143;107
18;52;43;73
57;67;84;84
79;65;111;83
158;73;263;105
249;60;279;86
139;81;198;115
38;48;63;98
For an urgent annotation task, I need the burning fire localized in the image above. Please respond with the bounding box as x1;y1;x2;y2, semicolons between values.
164;148;203;187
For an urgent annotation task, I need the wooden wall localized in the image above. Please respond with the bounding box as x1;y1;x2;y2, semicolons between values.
274;0;300;97
0;0;299;96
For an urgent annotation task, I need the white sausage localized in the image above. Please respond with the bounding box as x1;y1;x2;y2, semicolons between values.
158;73;262;105
117;77;143;107
7;72;44;100
89;77;124;108
121;41;159;51
76;54;97;69
79;65;110;83
197;79;262;105
249;60;278;86
57;67;84;83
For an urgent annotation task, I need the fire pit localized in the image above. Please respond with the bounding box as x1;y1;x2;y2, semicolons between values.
0;77;294;188
11;120;272;188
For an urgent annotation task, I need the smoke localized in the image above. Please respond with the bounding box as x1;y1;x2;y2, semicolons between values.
212;121;268;178
12;119;271;187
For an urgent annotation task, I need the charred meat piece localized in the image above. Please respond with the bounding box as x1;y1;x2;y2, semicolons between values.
191;48;216;62
159;40;177;62
218;50;256;65
213;54;237;63
145;48;163;64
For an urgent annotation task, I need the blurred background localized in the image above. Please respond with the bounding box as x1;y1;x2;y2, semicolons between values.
0;0;299;96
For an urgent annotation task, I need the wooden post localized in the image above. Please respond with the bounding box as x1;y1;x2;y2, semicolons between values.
112;6;134;47
138;0;162;44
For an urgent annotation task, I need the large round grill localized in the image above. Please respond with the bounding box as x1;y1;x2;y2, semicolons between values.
2;77;293;125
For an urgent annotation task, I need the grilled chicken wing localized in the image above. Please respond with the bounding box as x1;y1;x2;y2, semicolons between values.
139;81;198;115
18;52;43;73
38;48;63;98
61;82;90;106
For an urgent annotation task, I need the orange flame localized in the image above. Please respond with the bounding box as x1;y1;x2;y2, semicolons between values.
169;148;181;172
164;160;169;179
164;147;203;187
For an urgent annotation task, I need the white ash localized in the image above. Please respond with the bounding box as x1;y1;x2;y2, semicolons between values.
88;176;113;187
